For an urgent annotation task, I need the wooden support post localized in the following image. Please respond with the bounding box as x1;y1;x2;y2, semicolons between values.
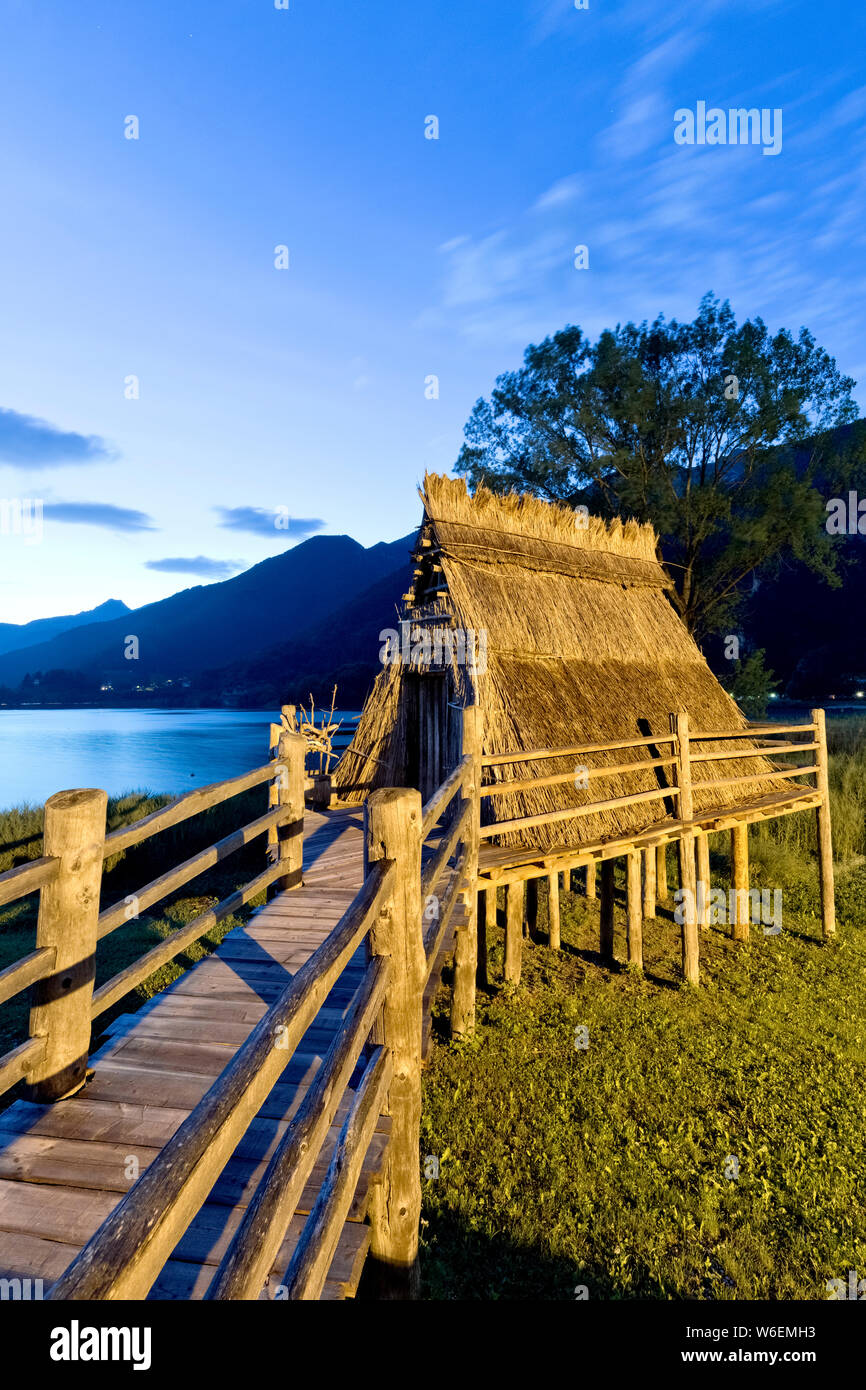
812;708;836;941
626;849;643;970
547;872;561;951
599;859;615;962
731;822;749;942
451;705;482;1039
364;787;425;1298
479;887;496;989
586;861;597;900
671;711;699;985
268;726;306;897
504;882;524;985
26;788;107;1103
642;846;656;918
696;831;711;932
656;842;669;902
525;876;538;939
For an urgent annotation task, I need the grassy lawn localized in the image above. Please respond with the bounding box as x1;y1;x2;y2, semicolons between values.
419;720;866;1301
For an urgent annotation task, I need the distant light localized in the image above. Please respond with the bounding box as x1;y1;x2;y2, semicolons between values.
768;692;778;700
857;691;865;699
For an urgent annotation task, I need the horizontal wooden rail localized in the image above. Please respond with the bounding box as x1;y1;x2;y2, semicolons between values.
479;784;674;840
690;723;815;741
0;1035;46;1100
97;804;289;940
91;858;289;1021
103;761;277;859
691;765;819;794
206;956;390;1299
421;755;470;839
482;733;677;768
482;754;677;798
420;799;471;902
0;854;59;909
690;741;820;764
279;1046;392;1300
0;946;55;1008
49;858;394;1300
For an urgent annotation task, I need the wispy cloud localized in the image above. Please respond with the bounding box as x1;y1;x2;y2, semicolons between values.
0;408;114;468
43;502;155;532
216;507;325;539
144;555;245;579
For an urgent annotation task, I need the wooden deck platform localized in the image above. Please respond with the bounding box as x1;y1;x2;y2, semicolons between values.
0;806;458;1301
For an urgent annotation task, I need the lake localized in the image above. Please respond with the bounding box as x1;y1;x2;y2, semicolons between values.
0;708;360;807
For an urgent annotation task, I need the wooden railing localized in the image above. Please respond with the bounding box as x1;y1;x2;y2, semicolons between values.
476;711;833;985
0;709;481;1299
0;722;307;1106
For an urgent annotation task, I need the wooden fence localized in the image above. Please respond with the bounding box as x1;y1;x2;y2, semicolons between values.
0;702;833;1296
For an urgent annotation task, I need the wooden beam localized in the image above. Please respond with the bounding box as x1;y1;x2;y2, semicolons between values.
547;872;561;951
525;877;538;939
642;846;656;918
585;862;597;900
26;787;107;1103
364;787;425;1299
504;882;524;984
812;708;836;941
731;823;749;942
696;831;711;932
626;850;643;971
672;711;699;985
656;842;669;902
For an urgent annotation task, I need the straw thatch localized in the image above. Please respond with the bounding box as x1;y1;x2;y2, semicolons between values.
334;474;799;848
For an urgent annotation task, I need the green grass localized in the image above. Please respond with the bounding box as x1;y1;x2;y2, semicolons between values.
0;785;272;1100
419;721;866;1301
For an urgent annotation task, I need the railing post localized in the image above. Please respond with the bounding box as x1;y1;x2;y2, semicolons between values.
25;788;107;1103
671;711;699;984
696;831;711;932
504;881;524;984
364;787;425;1298
269;726;306;896
451;705;482;1039
812;708;836;941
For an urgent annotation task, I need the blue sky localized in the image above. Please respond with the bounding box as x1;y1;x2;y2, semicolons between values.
0;0;863;622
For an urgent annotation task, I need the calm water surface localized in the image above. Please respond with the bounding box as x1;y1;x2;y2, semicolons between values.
0;708;359;806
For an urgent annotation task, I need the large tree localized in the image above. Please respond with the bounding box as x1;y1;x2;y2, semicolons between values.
455;294;861;639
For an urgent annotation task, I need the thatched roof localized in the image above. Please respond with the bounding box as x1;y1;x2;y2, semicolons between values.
335;474;795;848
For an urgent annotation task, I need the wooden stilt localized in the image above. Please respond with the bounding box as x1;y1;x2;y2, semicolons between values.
642;846;656;918
672;711;699;984
626;849;643;971
599;860;615;962
504;882;524;984
656;842;669;902
525;877;538;939
696;831;711;932
570;867;581;893
812;708;836;941
479;887;496;988
731;822;749;941
547;871;561;951
586;861;597;900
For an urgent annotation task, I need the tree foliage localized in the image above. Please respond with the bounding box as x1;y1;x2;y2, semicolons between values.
455;294;861;638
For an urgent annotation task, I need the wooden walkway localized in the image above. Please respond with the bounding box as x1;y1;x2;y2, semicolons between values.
0;806;437;1300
